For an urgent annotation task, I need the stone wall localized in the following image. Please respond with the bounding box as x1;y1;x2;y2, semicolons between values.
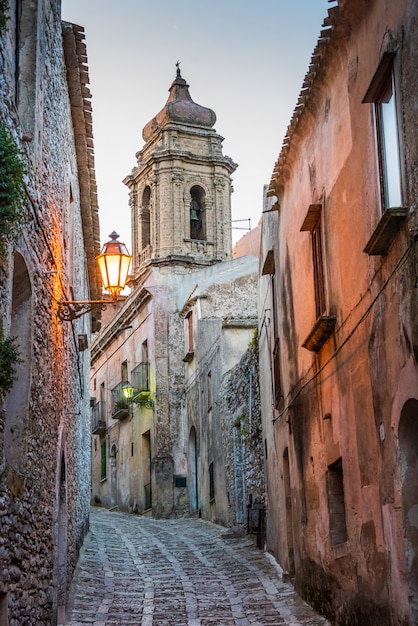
220;338;265;529
260;0;418;623
0;3;96;624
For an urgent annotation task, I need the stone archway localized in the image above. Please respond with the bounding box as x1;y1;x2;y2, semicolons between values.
5;252;32;483
55;452;68;626
188;427;198;512
399;398;418;622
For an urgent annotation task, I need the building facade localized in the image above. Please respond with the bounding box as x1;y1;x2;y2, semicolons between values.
259;0;418;623
0;2;100;624
90;69;264;526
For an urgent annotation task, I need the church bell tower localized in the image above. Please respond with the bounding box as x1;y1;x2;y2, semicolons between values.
124;65;237;281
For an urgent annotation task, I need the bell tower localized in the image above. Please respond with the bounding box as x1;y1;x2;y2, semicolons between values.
124;65;237;281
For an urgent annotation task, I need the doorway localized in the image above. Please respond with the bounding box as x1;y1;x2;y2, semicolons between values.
188;427;198;511
283;447;295;575
399;399;418;623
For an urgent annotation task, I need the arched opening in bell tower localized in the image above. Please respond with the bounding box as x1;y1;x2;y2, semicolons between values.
141;186;151;249
190;185;206;241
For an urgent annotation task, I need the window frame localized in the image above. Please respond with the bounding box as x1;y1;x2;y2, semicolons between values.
363;52;404;212
300;203;326;319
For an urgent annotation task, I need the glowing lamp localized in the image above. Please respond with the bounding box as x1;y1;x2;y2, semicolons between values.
122;383;134;401
97;231;131;299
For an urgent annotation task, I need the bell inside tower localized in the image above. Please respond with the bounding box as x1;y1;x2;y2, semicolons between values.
190;185;206;241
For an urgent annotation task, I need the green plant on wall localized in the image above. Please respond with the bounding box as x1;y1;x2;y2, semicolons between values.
0;325;21;398
0;124;27;256
0;0;8;33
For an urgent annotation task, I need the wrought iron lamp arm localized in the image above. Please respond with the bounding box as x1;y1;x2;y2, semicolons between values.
57;300;108;323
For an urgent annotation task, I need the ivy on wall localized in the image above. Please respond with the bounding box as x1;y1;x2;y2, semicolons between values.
0;124;27;256
0;325;21;398
0;0;8;33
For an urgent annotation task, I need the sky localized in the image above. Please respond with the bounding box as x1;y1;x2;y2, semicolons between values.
61;0;331;250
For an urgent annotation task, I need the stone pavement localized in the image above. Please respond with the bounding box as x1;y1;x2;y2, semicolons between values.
66;507;331;626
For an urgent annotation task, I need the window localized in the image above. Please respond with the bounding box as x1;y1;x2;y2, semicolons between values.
209;462;215;501
187;312;193;353
300;204;326;318
262;252;283;408
141;186;151;248
363;53;403;210
327;458;347;546
273;338;282;409
270;271;283;408
207;370;212;412
101;441;107;481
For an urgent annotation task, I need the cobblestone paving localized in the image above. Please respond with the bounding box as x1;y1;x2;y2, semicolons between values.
66;507;331;626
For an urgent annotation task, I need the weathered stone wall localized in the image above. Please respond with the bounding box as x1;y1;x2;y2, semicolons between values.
260;0;418;623
0;3;95;624
220;339;265;529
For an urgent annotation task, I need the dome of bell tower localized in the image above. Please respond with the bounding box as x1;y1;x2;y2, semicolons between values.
142;65;216;142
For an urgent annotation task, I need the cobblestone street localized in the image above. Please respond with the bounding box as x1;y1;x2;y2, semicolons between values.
66;507;331;626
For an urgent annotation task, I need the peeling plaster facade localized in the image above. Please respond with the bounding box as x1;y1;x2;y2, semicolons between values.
259;0;418;624
90;70;264;528
0;3;100;624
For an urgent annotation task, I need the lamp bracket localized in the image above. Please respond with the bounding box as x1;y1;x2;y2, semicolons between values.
57;300;108;323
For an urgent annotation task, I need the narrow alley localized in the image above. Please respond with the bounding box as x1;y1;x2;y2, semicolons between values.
66;508;331;626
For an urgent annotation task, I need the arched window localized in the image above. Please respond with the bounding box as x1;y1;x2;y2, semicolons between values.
5;253;32;475
190;185;206;241
141;186;151;249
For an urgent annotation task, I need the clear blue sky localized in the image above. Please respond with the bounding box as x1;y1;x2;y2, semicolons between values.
62;0;331;249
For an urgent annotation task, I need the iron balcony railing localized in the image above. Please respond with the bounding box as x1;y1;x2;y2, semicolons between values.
131;362;150;395
111;381;130;419
92;401;107;434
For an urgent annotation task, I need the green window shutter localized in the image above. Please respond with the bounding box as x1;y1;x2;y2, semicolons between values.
101;441;107;480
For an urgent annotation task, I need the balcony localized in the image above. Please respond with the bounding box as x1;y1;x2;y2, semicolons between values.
111;381;130;420
92;401;107;435
131;362;150;402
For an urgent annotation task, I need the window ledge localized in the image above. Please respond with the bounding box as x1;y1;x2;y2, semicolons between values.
333;541;349;560
363;207;407;256
302;316;336;353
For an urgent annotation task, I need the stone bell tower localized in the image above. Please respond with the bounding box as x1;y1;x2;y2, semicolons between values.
124;65;237;281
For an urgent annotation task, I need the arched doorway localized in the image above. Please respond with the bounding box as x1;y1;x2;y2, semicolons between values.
188;427;198;512
55;452;68;625
399;398;418;622
5;252;32;478
283;447;295;575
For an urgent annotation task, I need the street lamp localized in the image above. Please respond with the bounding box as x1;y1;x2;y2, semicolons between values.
96;231;131;299
121;383;134;401
57;231;131;322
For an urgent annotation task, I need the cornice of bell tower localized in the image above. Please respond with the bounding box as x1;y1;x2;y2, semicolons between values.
124;66;238;282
